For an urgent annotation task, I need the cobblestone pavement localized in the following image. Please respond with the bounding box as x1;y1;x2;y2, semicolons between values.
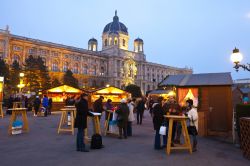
0;111;249;166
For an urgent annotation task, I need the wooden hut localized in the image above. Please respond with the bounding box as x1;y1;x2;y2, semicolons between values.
159;72;233;137
45;85;83;111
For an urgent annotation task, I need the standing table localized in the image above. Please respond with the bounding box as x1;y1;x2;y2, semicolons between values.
8;108;28;135
164;115;192;155
0;102;3;118
58;107;76;135
104;110;113;135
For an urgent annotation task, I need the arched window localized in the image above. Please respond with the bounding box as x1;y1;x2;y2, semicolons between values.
122;39;126;46
52;60;59;71
83;65;88;75
100;66;105;76
114;37;118;45
109;38;112;45
63;62;69;72
93;66;97;75
73;63;78;73
101;81;105;87
104;39;108;46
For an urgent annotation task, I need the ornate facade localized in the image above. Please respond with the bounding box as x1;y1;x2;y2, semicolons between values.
0;11;192;94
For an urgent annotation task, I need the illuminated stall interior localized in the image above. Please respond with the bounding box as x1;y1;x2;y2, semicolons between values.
177;88;198;107
90;86;131;103
45;85;82;102
148;89;176;101
0;77;4;102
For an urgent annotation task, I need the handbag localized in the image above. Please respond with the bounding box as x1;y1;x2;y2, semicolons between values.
159;126;167;135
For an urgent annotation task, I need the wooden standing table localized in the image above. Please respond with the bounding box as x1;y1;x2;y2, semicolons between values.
8;108;28;135
0;102;3;118
88;112;102;135
58;108;76;135
164;115;192;155
104;110;113;136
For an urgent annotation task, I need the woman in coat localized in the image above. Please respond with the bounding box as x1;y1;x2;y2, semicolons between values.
116;99;129;139
74;93;90;152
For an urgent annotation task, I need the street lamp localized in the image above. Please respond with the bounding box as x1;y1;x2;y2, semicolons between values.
230;47;250;72
17;72;25;94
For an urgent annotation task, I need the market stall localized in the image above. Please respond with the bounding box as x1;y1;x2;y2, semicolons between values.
89;86;131;104
44;85;82;111
148;89;175;101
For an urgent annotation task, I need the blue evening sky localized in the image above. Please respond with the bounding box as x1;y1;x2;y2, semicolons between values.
1;0;250;80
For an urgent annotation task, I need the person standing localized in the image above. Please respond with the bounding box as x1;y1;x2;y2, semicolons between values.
7;95;14;115
136;98;145;125
33;96;41;116
74;93;90;152
186;99;198;152
127;99;135;136
152;97;167;150
163;96;180;146
48;97;53;115
93;96;104;119
116;99;129;139
42;95;49;117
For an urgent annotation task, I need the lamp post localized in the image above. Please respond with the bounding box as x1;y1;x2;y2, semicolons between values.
17;72;25;94
230;47;250;72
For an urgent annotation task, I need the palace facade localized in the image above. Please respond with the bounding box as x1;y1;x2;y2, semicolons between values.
0;11;192;94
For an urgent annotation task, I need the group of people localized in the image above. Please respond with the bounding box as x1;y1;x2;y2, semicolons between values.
151;96;198;152
33;95;52;117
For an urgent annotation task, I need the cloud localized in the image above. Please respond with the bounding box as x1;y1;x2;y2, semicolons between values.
246;12;250;19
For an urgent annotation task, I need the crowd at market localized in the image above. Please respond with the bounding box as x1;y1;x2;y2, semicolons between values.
4;93;198;153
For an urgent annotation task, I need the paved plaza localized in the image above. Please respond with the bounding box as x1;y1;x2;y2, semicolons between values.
0;112;249;166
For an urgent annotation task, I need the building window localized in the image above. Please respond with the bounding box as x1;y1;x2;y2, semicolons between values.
73;63;78;73
105;39;108;46
92;80;97;87
109;38;112;45
100;66;105;76
52;60;59;72
122;39;125;46
83;65;88;75
63;62;69;72
101;81;105;87
114;37;118;45
93;66;97;75
28;48;35;54
13;45;22;51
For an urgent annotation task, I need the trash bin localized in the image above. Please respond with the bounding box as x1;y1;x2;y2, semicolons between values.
240;117;250;160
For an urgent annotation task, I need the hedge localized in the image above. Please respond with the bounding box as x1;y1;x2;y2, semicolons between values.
235;104;250;138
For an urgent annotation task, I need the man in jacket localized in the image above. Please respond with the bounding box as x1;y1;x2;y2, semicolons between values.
74;93;90;152
42;95;49;117
116;99;129;139
33;96;41;117
136;98;145;125
152;97;167;149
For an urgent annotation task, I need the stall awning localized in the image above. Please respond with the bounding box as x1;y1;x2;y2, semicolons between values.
93;86;129;95
47;85;82;93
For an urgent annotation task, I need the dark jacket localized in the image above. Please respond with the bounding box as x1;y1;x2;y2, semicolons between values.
152;103;165;130
163;102;180;115
33;98;41;109
93;98;104;113
116;103;129;128
136;100;145;112
74;98;89;129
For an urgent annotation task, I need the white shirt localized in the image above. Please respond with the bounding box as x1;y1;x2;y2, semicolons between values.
127;102;135;122
187;107;198;130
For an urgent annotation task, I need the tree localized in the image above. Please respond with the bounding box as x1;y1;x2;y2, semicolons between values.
125;84;142;98
24;55;51;93
63;70;79;88
9;60;21;93
51;78;61;88
0;58;10;83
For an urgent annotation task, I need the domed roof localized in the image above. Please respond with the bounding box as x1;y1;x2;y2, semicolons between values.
134;37;143;42
103;11;128;35
88;38;97;43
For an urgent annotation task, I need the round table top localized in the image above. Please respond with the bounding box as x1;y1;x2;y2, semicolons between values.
64;106;75;108
60;108;76;111
164;115;188;119
7;108;27;111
